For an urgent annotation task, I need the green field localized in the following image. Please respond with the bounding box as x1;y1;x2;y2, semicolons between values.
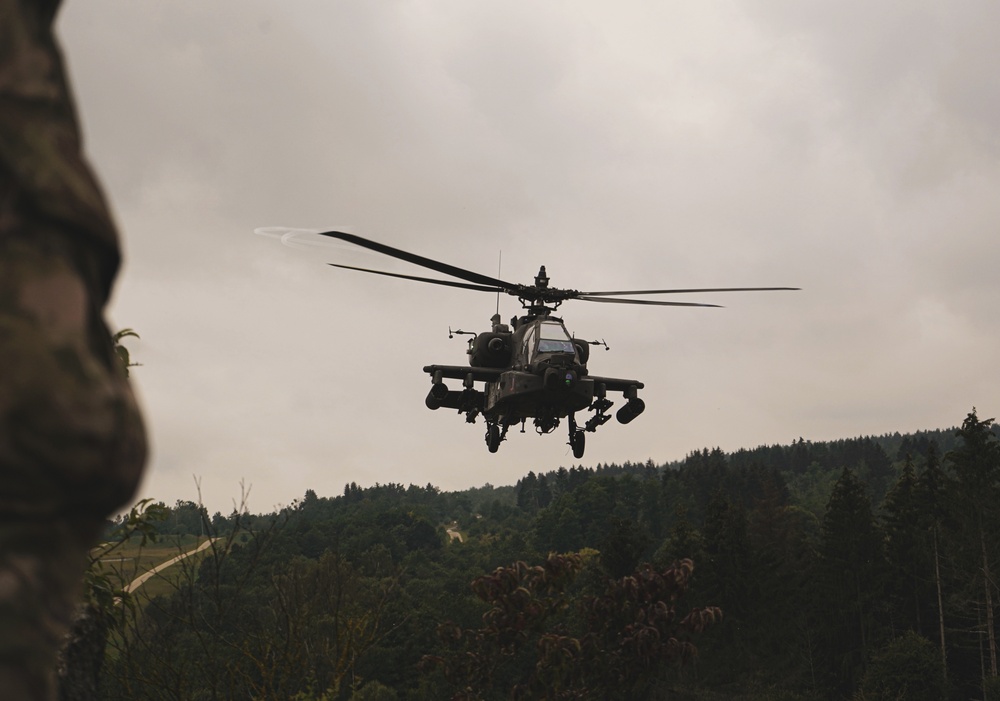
95;534;213;601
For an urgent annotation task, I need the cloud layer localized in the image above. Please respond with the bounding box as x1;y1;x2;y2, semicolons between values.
56;0;1000;513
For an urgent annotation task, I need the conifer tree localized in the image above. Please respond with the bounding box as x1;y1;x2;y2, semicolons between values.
748;475;820;689
818;467;884;691
516;472;539;512
702;492;752;621
947;410;1000;682
916;441;950;684
882;456;927;635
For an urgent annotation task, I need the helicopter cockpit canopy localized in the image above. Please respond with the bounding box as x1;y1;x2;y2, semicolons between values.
536;321;576;355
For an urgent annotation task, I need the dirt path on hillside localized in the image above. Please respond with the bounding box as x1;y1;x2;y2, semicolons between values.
124;538;216;594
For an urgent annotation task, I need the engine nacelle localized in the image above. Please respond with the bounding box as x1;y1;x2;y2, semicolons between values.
469;332;512;368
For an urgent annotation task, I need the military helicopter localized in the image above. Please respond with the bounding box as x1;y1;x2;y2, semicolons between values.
285;230;798;459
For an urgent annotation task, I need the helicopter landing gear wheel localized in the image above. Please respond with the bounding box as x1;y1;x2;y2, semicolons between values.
486;422;502;453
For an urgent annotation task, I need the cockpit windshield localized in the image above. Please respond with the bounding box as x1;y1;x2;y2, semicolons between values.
537;321;576;354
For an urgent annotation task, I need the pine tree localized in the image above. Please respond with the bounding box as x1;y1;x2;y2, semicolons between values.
947;410;1000;682
702;492;752;621
818;467;885;691
882;456;927;635
916;441;949;684
748;475;820;690
516;472;539;512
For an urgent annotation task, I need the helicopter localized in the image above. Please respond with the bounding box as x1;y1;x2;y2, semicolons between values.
291;230;798;459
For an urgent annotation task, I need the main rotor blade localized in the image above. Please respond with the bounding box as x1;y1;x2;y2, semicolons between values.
318;231;516;290
328;263;501;293
581;286;800;296
578;295;723;308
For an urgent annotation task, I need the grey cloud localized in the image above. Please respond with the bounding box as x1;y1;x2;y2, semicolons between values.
55;0;1000;512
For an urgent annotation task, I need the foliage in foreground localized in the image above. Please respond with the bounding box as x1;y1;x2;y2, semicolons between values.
424;553;719;699
64;409;1000;700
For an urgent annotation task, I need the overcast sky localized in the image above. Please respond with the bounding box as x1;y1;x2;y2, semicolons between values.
56;1;1000;515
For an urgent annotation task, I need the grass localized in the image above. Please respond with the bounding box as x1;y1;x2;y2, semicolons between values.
95;533;214;600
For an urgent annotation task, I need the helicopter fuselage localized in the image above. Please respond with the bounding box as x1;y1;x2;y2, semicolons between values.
264;230;798;458
422;312;645;456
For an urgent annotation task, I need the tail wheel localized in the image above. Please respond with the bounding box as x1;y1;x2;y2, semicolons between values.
486;423;502;453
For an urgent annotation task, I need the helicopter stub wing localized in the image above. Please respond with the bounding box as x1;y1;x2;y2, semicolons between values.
423;365;503;383
586;375;645;393
422;365;643;392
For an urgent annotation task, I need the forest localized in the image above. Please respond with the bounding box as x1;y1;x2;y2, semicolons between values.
66;409;1000;701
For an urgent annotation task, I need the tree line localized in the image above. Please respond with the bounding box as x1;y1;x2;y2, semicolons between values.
71;409;1000;700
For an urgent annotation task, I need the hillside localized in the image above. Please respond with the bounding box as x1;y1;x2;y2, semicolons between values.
86;411;1000;700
